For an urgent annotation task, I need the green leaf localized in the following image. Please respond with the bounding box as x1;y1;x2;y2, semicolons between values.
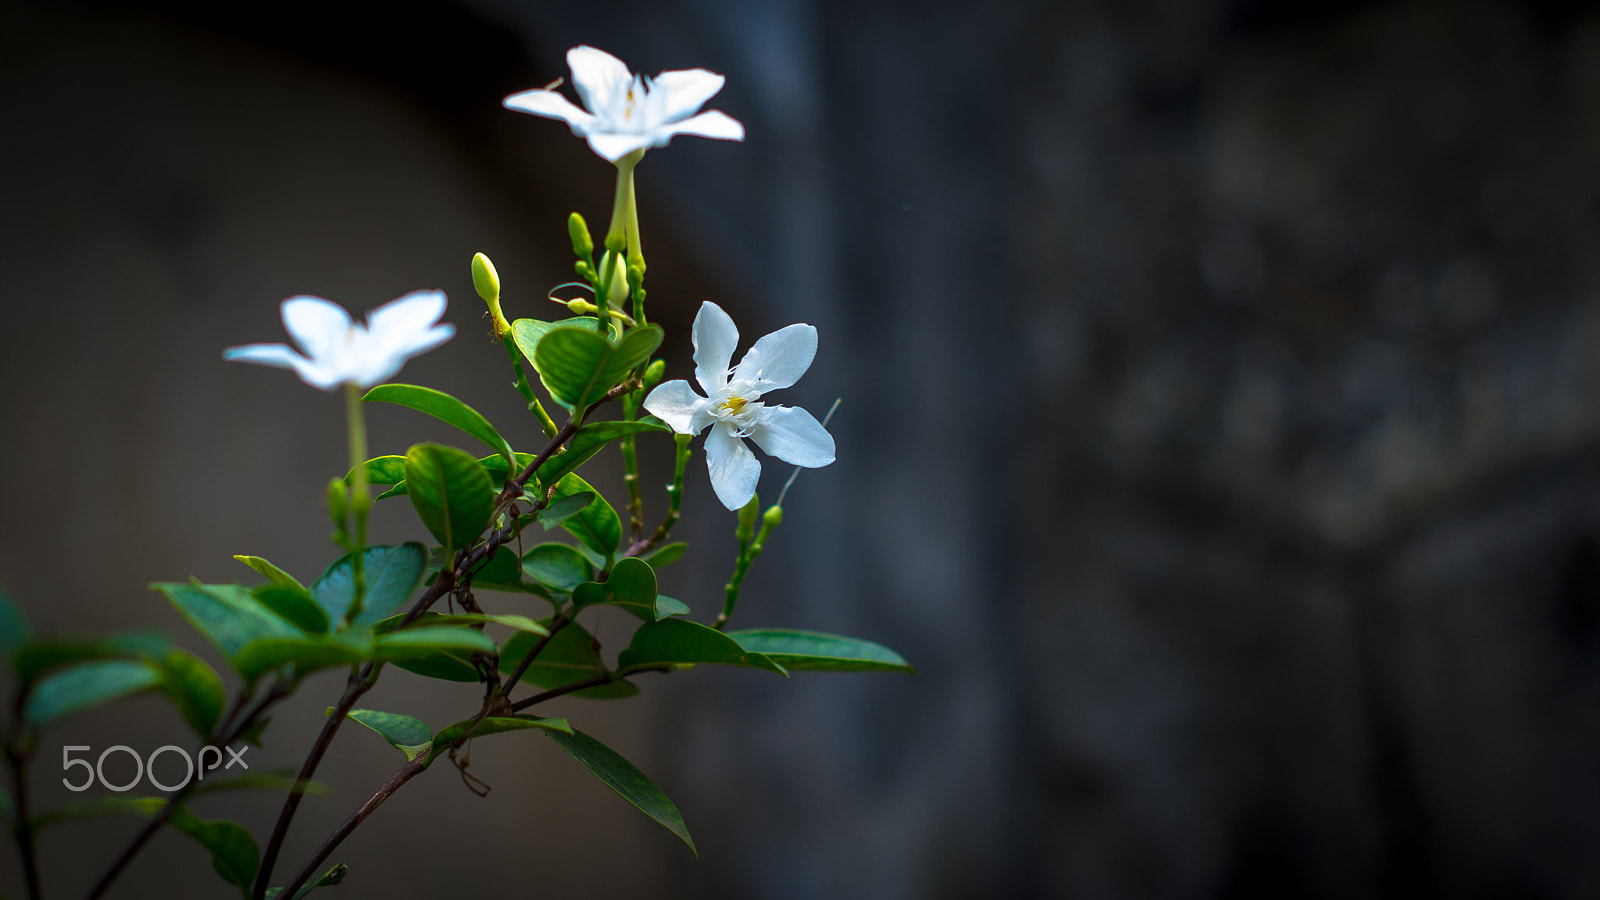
546;728;695;855
159;649;227;738
345;708;433;761
725;629;916;673
345;455;408;487
424;715;571;770
510;316;600;373
533;323;663;411
530;491;594;529
13;632;170;688
641;542;688;567
252;585;329;634
373;626;495;662
23;660;165;730
162;805;260;893
471;546;553;600
234;631;373;683
189;771;328;798
572;557;662;621
0;588;31;660
425;614;548;635
404;444;495;560
154;583;299;666
521;543;593;592
363;384;515;469
617;618;787;677
232;555;307;593
499;621;638;699
265;863;348;899
553;473;621;562
309;543;427;628
370;613;480;683
535;419;670;488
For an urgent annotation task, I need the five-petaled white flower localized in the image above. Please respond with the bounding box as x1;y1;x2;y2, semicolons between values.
504;46;744;163
224;291;455;390
644;302;835;511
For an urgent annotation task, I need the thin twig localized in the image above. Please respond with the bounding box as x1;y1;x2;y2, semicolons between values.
274;756;427;900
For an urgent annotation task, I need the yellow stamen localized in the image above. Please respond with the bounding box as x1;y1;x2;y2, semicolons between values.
721;397;747;414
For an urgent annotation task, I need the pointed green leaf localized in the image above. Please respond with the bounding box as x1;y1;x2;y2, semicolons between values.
641;542;688;567
552;473;621;561
529;491;594;529
617;618;787;677
572;557;660;620
159;648;226;738
404;444;495;560
363;384;515;468
162;805;260;893
546;728;695;855
13;632;170;689
346;455;408;487
521;543;593;592
534;419;669;488
498;621;638;699
373;625;495;663
235;630;373;683
232;556;307;593
533;323;662;411
471;546;553;600
252;585;329;634
370;613;481;683
23;660;165;730
510;316;601;377
345;709;433;761
424;715;571;769
0;589;31;660
154;583;300;666
424;614;548;635
725;629;915;673
309;543;427;628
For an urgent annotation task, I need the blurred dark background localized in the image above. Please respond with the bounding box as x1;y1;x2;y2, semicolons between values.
4;0;1600;897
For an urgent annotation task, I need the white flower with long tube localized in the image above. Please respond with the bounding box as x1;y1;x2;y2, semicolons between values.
503;46;744;162
223;291;454;390
644;302;835;510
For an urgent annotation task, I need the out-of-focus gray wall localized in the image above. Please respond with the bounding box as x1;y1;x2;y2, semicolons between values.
5;1;1600;898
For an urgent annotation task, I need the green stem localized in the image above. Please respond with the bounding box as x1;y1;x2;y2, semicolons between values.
714;507;780;631
621;394;643;543
344;383;371;624
625;432;691;558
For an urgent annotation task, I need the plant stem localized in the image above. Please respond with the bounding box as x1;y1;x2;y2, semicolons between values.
508;673;612;712
499;613;571;698
621;394;643;543
6;743;40;900
274;756;426;900
713;509;780;631
624;432;691;559
344;382;371;624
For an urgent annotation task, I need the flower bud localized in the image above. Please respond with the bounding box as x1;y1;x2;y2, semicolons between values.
326;477;349;531
736;493;760;541
568;212;594;262
641;358;666;392
472;252;511;337
574;260;593;281
566;298;599;316
603;252;629;309
762;505;783;528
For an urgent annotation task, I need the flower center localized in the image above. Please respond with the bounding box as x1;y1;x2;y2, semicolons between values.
719;397;747;415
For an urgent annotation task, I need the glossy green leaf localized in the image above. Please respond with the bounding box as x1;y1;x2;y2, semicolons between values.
425;614;548;635
373;625;495;662
535;419;670;488
23;660;165;730
510;316;601;372
154;582;300;665
531;491;594;529
309;543;427;628
12;632;170;689
533;323;662;411
726;629;916;674
0;588;31;660
363;383;515;468
553;473;621;561
522;543;593;592
499;621;638;699
572;557;660;620
160;804;260;893
346;455;408;487
235;630;373;683
546;728;695;855
232;555;306;593
252;585;329;634
404;444;495;560
471;546;553;600
641;542;688;567
265;862;348;899
617;618;787;677
346;708;433;761
159;648;227;738
424;715;571;770
371;613;480;683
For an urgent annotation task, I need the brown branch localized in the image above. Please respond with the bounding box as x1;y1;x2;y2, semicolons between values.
274;756;427;900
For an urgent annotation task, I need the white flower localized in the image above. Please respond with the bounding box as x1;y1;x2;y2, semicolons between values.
504;46;744;163
644;302;835;510
224;291;454;390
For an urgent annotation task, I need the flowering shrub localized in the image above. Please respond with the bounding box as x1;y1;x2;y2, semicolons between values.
0;46;908;900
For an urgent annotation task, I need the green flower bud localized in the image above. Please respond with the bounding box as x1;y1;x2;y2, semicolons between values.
472;252;510;337
575;259;593;282
762;505;783;528
642;358;666;392
568;212;594;262
326;476;349;532
566;298;599;316
736;493;760;541
603;252;629;309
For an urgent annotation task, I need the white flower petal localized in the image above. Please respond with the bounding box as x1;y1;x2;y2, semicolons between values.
567;45;630;113
224;343;342;390
643;380;710;434
651;68;725;122
704;425;761;510
732;323;816;391
692;301;739;394
749;405;835;468
281;296;351;361
503;89;597;134
587;131;653;162
660;110;745;143
367;290;446;346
